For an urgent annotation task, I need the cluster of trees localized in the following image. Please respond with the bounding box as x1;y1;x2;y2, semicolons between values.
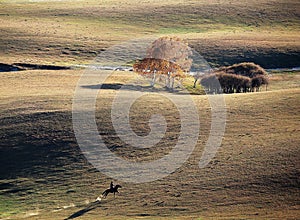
219;62;267;78
132;36;270;94
133;37;192;89
200;62;269;94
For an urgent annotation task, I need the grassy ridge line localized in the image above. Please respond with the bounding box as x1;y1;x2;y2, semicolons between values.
0;0;299;66
1;0;299;31
1;0;299;35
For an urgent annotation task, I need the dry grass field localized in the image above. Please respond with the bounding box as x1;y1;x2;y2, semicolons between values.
0;69;299;219
0;0;300;219
0;0;299;67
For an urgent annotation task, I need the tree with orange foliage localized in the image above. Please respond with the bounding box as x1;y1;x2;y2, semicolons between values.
133;58;183;89
133;37;192;90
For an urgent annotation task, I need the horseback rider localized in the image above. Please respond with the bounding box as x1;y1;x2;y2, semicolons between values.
110;181;114;192
99;181;122;199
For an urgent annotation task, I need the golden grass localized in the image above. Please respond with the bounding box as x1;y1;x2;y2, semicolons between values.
0;0;300;218
0;69;299;219
0;0;299;66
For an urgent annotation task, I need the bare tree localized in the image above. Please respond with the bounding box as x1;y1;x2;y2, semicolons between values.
146;36;193;73
133;37;192;90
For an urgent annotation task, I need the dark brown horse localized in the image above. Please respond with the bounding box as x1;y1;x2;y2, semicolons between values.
101;184;122;198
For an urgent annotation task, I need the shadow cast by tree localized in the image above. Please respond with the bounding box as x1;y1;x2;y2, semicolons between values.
81;83;192;94
81;83;170;92
81;83;123;90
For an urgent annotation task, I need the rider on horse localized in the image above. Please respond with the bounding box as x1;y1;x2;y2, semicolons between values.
110;181;114;192
96;181;121;201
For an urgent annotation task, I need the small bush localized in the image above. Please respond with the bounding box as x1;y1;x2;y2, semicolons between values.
251;75;269;92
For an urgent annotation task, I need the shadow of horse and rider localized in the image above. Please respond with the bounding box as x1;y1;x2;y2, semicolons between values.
65;182;122;220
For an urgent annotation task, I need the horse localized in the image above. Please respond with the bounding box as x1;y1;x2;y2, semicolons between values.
101;184;122;199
